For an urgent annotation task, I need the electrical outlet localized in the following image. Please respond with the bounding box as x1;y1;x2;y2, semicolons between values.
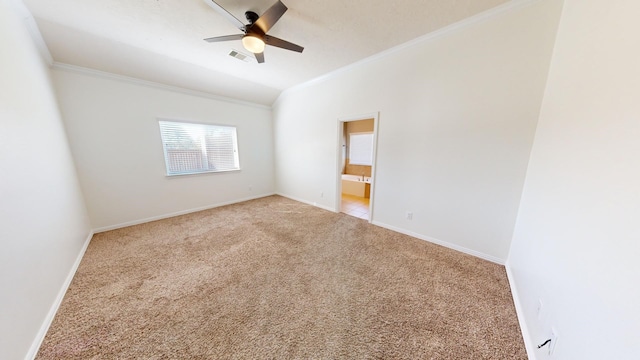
320;192;324;198
405;211;413;220
549;327;558;356
249;185;252;191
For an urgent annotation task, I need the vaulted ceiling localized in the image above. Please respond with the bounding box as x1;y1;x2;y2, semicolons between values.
23;0;509;105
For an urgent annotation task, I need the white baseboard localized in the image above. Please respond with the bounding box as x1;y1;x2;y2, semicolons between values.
26;230;94;360
274;194;503;265
93;193;276;233
24;194;519;359
370;220;505;265
505;261;537;360
275;193;338;213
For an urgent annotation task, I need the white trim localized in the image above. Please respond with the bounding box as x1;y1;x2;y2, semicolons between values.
272;192;505;265
371;220;505;265
276;0;539;104
51;63;272;110
337;112;380;123
505;261;538;360
276;193;338;213
26;230;94;360
93;193;275;233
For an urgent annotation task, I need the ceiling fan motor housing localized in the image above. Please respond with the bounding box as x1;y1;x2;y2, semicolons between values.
245;11;259;25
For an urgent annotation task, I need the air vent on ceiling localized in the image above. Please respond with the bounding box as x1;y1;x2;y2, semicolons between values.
229;49;251;62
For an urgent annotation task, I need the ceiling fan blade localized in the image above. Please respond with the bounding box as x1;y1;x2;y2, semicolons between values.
255;52;265;63
203;0;245;31
253;0;287;34
264;35;304;53
204;34;244;43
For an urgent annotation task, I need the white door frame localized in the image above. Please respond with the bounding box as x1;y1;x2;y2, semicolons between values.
335;112;380;222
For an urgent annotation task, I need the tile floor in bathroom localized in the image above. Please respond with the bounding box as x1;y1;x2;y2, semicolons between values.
340;194;370;220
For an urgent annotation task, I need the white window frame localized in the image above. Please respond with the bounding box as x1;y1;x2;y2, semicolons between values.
158;119;240;176
348;132;374;166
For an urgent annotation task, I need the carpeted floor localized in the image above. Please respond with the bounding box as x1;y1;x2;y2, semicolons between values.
36;195;526;359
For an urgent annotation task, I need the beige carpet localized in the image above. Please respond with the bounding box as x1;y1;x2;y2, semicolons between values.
37;195;526;359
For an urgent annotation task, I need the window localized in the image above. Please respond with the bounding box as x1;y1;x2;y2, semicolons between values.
348;132;374;166
158;120;240;176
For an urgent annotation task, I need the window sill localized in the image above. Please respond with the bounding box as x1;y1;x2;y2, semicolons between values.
165;168;241;178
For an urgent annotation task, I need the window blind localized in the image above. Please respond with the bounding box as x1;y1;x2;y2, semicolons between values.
159;120;240;176
349;132;374;166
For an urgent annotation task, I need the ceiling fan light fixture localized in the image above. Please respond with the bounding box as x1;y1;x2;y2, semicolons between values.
242;35;265;53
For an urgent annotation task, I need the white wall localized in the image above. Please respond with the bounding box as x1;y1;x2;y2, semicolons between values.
508;0;640;358
273;0;563;262
0;1;92;359
52;68;275;230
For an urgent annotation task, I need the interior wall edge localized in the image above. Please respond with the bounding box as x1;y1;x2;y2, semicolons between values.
276;193;338;214
25;230;94;360
92;193;276;233
371;220;505;265
505;260;538;360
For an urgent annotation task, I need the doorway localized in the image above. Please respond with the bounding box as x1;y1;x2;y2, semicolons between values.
336;112;379;222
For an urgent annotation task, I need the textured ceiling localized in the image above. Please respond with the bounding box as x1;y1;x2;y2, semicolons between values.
23;0;509;105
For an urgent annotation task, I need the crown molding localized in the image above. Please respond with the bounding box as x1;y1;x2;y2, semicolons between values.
276;0;540;104
51;62;272;110
10;0;53;65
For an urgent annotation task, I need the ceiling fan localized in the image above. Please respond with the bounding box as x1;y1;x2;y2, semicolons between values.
203;0;304;63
